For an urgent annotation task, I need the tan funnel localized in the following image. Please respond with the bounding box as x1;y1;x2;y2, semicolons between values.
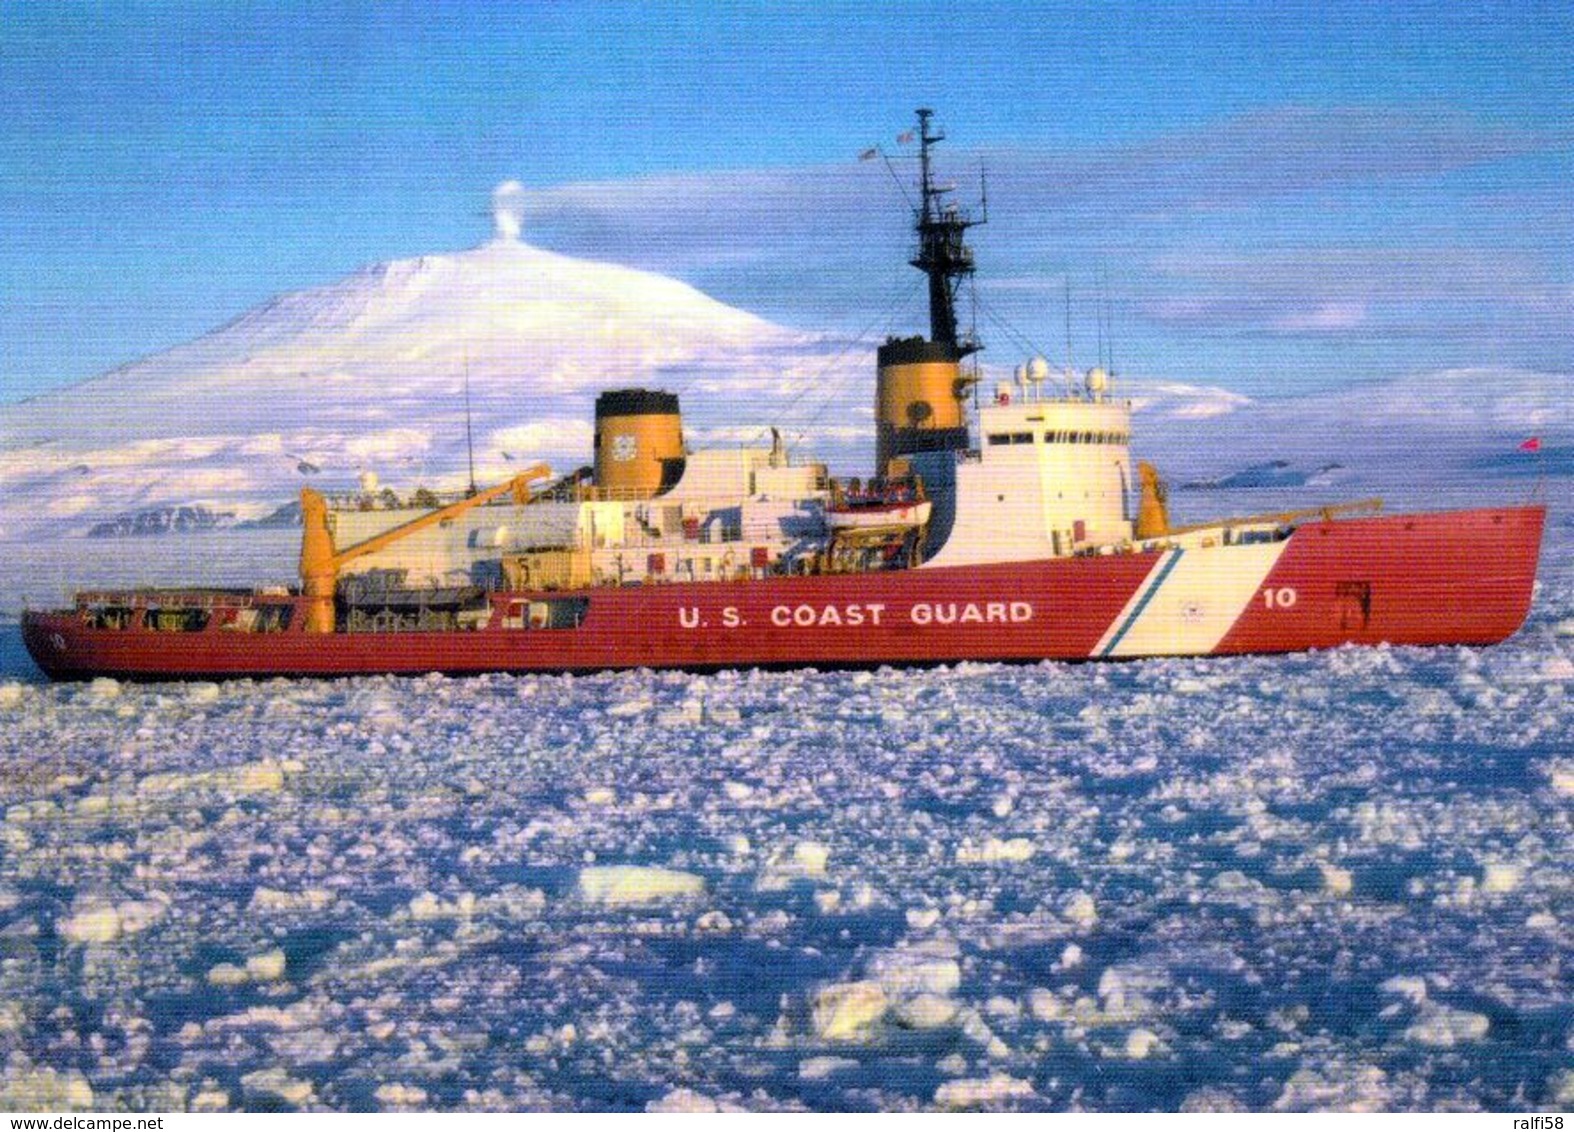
593;389;685;497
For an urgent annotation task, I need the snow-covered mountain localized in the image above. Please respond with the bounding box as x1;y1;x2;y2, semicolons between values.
0;196;864;538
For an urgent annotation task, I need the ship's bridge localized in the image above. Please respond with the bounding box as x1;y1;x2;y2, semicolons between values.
912;369;1137;566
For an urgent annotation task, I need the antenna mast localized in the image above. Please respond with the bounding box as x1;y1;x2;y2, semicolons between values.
462;352;477;498
912;108;982;356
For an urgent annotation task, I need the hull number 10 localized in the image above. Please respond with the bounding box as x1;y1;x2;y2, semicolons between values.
1263;587;1299;610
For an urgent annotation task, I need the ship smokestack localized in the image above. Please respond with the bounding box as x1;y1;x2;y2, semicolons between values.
593;389;686;497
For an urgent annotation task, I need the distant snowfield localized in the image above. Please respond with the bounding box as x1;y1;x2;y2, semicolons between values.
1;237;1571;1112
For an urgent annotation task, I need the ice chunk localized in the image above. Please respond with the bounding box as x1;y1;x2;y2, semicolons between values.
895;994;959;1029
793;841;830;875
0;683;24;709
1098;963;1170;1020
0;1067;94;1110
798;1056;859;1080
190;1088;229;1112
577;866;704;906
375;1083;428;1107
1379;975;1428;1005
1542;761;1574;798
1540;655;1574;681
1062;891;1098;928
1124;1027;1160;1059
933;1073;1034;1109
906;907;941;931
1481;862;1523;893
250;887;334;913
1028;988;1066;1021
116;896;168;935
207;963;249;987
1274;1065;1392;1111
956;837;1035;864
647;1088;721;1113
246;949;287;982
235;761;285;793
811;981;888;1040
58;903;120;944
240;1067;315;1107
756;840;831;890
1404;1003;1490;1047
868;941;962;999
1318;863;1353;896
1057;943;1084;970
1551;1069;1574;1106
606;698;651;718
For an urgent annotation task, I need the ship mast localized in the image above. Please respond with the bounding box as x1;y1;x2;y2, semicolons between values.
873;109;985;475
911;108;981;356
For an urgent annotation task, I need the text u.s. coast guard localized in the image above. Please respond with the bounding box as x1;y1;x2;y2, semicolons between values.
677;601;1034;630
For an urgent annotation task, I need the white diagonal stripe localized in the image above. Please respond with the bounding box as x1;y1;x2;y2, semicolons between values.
1104;541;1289;657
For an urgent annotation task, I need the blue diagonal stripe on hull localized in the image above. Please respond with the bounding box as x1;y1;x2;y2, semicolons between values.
1099;549;1184;657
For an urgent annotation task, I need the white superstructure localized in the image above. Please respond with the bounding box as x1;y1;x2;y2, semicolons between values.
914;367;1137;566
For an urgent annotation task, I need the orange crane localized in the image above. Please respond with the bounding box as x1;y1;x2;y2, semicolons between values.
298;465;550;633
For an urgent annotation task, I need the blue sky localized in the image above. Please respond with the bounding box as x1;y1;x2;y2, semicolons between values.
3;1;1571;403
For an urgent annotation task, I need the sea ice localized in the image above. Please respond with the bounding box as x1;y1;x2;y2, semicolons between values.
1124;1028;1161;1059
57;903;121;944
1404;1003;1491;1047
375;1083;429;1108
811;981;888;1041
798;1056;859;1080
933;1074;1034;1109
646;1088;728;1113
955;836;1035;864
576;865;705;906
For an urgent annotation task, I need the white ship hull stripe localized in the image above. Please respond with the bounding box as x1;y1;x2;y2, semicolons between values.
1094;549;1183;657
1093;540;1291;658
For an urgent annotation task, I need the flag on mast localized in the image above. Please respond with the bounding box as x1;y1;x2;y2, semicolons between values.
896;130;916;144
858;147;879;162
1519;437;1542;452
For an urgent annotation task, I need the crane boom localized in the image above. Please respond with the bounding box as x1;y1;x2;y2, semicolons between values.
298;464;551;633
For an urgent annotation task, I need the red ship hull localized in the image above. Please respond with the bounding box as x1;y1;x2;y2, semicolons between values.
21;506;1545;681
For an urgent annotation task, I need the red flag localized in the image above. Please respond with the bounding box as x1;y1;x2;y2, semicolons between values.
896;130;915;144
858;147;878;162
1519;437;1541;452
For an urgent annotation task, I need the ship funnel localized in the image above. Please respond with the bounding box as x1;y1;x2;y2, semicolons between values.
876;339;971;474
593;389;686;497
